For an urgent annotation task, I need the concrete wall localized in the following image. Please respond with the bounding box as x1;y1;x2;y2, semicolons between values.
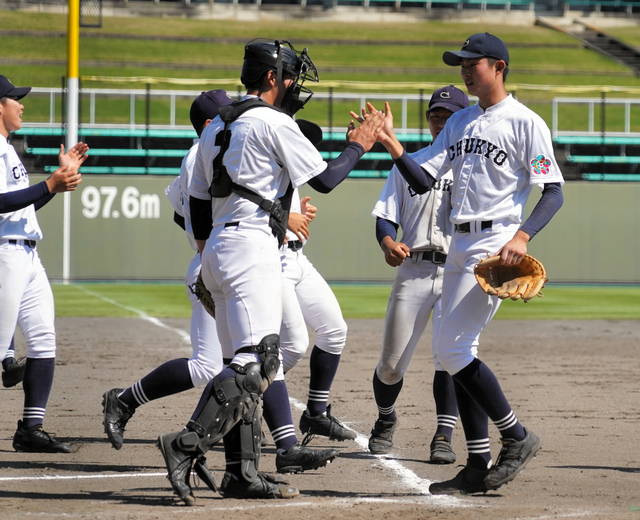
33;175;640;283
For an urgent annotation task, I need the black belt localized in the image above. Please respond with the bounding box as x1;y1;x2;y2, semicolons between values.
224;221;240;228
410;250;447;264
288;240;303;252
455;221;492;233
9;239;36;248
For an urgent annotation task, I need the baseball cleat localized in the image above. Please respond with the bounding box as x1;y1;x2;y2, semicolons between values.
102;388;136;450
12;420;73;453
157;432;196;506
219;471;299;499
429;465;489;495
368;418;398;455
430;434;457;464
275;442;339;474
299;404;357;444
484;427;542;491
2;357;25;388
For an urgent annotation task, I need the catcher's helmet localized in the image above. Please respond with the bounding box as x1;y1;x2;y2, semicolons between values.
241;39;319;116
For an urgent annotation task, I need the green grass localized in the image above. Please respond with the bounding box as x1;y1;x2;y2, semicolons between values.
3;11;639;133
52;283;640;320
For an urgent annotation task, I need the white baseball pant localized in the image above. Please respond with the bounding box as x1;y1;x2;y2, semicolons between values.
279;248;347;373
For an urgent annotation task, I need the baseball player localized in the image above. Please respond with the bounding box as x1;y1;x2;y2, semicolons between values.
368;86;469;463
0;75;88;452
156;39;384;504
101;90;233;451
369;33;564;495
2;337;24;388
262;188;356;451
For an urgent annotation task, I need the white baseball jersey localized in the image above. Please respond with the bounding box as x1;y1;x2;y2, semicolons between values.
189;95;327;229
372;163;453;253
165;139;199;252
0;136;43;240
0;135;55;362
189;96;328;364
164;139;224;385
427;95;565;375
419;95;564;226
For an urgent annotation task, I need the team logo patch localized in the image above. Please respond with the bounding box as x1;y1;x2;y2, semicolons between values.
530;154;551;175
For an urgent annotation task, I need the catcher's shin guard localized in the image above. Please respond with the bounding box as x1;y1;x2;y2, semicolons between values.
181;334;281;455
231;398;263;481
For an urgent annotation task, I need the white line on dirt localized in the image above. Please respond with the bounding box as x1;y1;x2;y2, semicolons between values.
0;472;167;482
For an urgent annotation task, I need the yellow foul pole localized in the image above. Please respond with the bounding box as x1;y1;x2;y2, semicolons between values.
64;0;80;284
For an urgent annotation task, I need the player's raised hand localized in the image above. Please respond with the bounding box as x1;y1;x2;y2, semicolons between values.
46;166;82;193
351;102;403;159
287;211;310;241
300;196;317;223
380;236;410;267
345;108;385;152
58;142;89;171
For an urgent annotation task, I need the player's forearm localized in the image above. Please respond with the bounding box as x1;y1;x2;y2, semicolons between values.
379;132;404;160
0;181;50;214
307;142;365;194
393;151;436;195
520;182;563;240
376;217;398;244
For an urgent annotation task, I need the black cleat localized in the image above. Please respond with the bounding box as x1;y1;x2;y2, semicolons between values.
484;427;542;490
219;472;299;499
430;434;457;464
299;404;357;444
2;357;25;388
429;465;489;495
157;432;196;506
368;418;398;455
102;388;135;450
13;420;73;453
276;442;339;474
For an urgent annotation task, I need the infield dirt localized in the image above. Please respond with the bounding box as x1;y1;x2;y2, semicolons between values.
1;317;640;519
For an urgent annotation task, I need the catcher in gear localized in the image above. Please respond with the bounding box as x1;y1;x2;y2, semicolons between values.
157;38;384;505
474;254;547;302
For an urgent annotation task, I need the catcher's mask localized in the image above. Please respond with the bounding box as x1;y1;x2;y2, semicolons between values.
241;39;319;116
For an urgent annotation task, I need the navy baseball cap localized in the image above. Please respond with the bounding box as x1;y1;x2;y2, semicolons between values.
0;75;31;100
428;85;469;113
443;33;509;66
189;89;233;132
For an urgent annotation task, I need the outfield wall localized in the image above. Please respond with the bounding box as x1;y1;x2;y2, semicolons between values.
32;175;640;283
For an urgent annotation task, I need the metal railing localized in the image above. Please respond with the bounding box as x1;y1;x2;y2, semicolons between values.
22;87;640;140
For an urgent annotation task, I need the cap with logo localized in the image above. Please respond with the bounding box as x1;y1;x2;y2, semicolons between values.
190;89;234;132
442;33;509;66
0;76;31;100
428;85;470;114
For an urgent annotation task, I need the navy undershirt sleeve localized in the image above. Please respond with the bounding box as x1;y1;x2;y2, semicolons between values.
0;181;50;214
307;142;365;194
376;217;399;245
520;182;563;240
34;192;56;211
393;150;436;195
190;196;213;241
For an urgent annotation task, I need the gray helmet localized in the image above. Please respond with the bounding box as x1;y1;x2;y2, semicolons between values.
241;39;319;116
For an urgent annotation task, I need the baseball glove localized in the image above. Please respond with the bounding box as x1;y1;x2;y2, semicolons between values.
193;273;216;318
474;254;548;302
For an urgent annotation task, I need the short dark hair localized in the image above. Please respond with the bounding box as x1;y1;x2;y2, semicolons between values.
487;57;509;83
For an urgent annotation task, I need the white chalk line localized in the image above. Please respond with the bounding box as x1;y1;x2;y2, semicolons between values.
72;285;191;344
